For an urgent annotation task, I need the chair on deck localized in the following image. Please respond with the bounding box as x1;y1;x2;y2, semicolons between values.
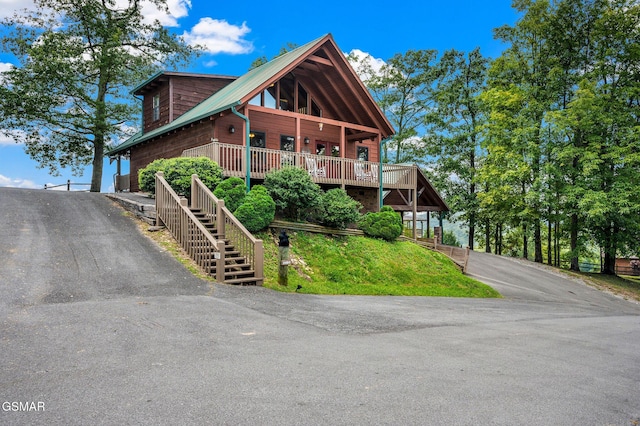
305;157;326;178
355;162;377;182
369;164;378;182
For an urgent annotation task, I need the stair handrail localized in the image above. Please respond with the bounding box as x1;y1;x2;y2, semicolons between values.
191;175;264;284
155;172;226;282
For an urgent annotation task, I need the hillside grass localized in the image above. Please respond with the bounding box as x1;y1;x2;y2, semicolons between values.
258;230;500;297
566;271;640;302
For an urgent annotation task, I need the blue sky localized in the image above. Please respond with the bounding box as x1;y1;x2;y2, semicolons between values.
0;0;520;192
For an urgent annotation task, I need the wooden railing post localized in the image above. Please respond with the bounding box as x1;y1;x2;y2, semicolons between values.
463;246;470;273
216;239;225;283
155;172;164;226
191;174;198;210
217;198;225;238
255;240;264;286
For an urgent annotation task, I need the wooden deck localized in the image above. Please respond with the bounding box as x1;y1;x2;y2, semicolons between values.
182;140;417;190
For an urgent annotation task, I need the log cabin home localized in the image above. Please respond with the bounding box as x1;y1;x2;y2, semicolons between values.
108;34;448;230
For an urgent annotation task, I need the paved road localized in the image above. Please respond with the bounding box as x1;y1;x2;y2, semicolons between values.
1;188;639;425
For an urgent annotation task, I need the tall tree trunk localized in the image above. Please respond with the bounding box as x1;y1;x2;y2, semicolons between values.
485;219;491;253
570;213;580;271
534;219;543;263
553;220;560;267
468;220;475;249
602;225;617;275
547;219;552;265
468;149;476;249
90;139;104;192
523;223;528;259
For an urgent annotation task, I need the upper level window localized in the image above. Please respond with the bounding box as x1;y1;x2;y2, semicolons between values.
152;95;160;121
247;76;319;116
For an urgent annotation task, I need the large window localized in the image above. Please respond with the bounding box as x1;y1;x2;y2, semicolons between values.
152;94;160;121
357;146;369;161
247;74;321;117
280;135;295;152
316;141;339;157
250;131;266;148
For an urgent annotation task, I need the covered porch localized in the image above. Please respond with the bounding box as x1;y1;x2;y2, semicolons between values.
182;140;417;191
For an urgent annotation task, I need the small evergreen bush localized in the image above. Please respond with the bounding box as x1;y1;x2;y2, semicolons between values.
213;177;246;212
138;158;168;195
138;157;223;196
358;207;403;241
234;185;276;232
318;188;362;229
264;167;323;221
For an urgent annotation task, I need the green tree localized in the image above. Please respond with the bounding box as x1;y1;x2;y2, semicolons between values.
362;50;441;164
0;0;200;192
426;48;488;249
547;1;640;274
486;0;557;263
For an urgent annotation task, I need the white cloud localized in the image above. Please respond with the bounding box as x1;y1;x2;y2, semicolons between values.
1;0;190;26
0;174;39;189
182;18;253;55
134;0;191;27
347;49;386;83
203;59;218;68
0;62;13;72
0;0;35;19
0;131;20;145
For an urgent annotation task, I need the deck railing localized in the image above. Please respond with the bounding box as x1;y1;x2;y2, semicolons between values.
183;140;416;189
190;175;263;284
155;171;227;283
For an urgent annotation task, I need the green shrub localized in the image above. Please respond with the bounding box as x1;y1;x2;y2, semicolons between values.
318;188;362;229
263;167;323;221
213;177;246;212
138;157;223;196
138;158;168;195
358;207;403;241
234;185;276;232
442;230;461;247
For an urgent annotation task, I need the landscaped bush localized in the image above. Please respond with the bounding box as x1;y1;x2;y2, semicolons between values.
213;177;246;212
358;206;403;241
317;188;362;229
263;166;323;221
234;185;276;232
138;158;168;195
138;157;223;196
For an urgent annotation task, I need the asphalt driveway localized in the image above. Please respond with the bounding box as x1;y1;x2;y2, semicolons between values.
1;188;639;425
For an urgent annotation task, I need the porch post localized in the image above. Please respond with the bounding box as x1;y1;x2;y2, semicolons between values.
340;125;346;189
413;165;418;240
231;106;251;193
295;116;301;153
413;189;418;240
379;137;391;210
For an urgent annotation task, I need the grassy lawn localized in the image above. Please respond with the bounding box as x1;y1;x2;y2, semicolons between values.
566;271;640;303
258;230;500;298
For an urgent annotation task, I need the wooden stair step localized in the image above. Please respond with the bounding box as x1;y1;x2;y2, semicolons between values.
223;276;259;285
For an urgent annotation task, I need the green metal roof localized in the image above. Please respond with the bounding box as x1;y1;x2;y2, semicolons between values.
108;34;329;155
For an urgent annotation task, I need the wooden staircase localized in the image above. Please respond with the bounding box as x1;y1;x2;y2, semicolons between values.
190;208;259;285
